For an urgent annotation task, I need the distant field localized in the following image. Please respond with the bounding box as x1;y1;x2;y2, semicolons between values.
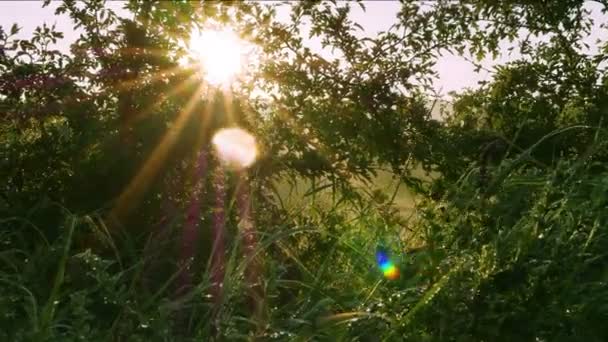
268;98;449;214
270;166;435;217
268;166;437;249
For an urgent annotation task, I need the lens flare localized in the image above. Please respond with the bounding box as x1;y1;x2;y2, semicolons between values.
212;128;258;169
376;249;400;280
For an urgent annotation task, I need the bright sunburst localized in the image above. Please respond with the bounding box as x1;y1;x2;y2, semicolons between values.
188;27;245;86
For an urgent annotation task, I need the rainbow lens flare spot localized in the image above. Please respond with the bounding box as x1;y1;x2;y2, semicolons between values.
376;250;400;280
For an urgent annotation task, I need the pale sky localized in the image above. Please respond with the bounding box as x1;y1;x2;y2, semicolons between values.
1;1;606;96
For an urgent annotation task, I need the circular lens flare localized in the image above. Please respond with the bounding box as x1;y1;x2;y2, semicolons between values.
212;128;258;169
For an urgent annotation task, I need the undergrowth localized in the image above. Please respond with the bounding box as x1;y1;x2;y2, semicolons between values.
2;129;608;341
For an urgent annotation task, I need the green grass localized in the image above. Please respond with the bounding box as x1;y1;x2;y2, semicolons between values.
2;134;608;341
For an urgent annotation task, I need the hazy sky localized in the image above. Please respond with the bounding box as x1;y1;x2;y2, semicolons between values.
1;1;606;96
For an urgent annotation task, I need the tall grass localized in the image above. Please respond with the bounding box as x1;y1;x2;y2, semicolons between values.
2;128;608;341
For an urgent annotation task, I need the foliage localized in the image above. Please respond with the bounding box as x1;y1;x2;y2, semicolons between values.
392;139;608;342
1;0;607;341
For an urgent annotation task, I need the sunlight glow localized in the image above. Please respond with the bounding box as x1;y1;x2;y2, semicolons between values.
189;28;244;86
212;128;258;169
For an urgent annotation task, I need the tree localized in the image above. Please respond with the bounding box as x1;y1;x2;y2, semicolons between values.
1;0;607;340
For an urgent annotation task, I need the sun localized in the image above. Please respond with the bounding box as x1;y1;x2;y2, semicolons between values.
188;27;245;86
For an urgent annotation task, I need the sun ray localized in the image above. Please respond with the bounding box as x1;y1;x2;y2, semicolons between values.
209;166;227;303
119;73;200;132
221;87;235;126
176;95;216;296
109;64;193;93
110;83;205;223
236;171;264;320
176;148;209;296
